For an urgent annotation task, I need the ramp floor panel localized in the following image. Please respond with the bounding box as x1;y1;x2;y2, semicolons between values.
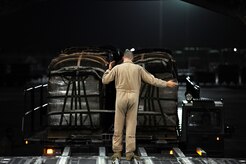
1;144;245;164
70;157;96;164
44;158;59;164
0;156;245;164
152;158;180;164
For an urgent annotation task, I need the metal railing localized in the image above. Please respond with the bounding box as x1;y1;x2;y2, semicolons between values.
22;84;48;138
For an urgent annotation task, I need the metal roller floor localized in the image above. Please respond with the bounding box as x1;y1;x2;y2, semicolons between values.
0;147;244;164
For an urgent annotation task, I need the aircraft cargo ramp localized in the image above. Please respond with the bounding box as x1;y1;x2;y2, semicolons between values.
0;147;244;164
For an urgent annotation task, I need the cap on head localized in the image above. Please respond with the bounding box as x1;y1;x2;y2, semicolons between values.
123;49;134;60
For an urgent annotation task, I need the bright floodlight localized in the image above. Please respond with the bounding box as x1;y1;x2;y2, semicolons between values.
233;48;237;52
130;48;135;52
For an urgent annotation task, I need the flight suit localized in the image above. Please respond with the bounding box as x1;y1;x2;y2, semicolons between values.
102;61;167;154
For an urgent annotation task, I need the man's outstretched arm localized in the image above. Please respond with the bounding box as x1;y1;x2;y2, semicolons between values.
140;67;178;88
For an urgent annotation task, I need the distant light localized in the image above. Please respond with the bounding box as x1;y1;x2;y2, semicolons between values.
216;136;220;141
209;49;219;53
233;48;237;52
25;140;28;145
175;50;183;54
130;48;135;52
169;150;174;155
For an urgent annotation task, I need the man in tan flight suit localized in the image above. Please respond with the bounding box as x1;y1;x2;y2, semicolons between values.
102;49;178;161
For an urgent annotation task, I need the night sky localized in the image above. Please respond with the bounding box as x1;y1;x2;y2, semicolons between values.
0;0;246;157
0;0;246;53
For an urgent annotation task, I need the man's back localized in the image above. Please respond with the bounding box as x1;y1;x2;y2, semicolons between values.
113;61;142;93
102;60;168;94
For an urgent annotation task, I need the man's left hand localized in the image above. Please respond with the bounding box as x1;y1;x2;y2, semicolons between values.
166;80;178;88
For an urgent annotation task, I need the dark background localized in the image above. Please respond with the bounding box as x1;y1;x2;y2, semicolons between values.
0;0;246;158
1;0;246;51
